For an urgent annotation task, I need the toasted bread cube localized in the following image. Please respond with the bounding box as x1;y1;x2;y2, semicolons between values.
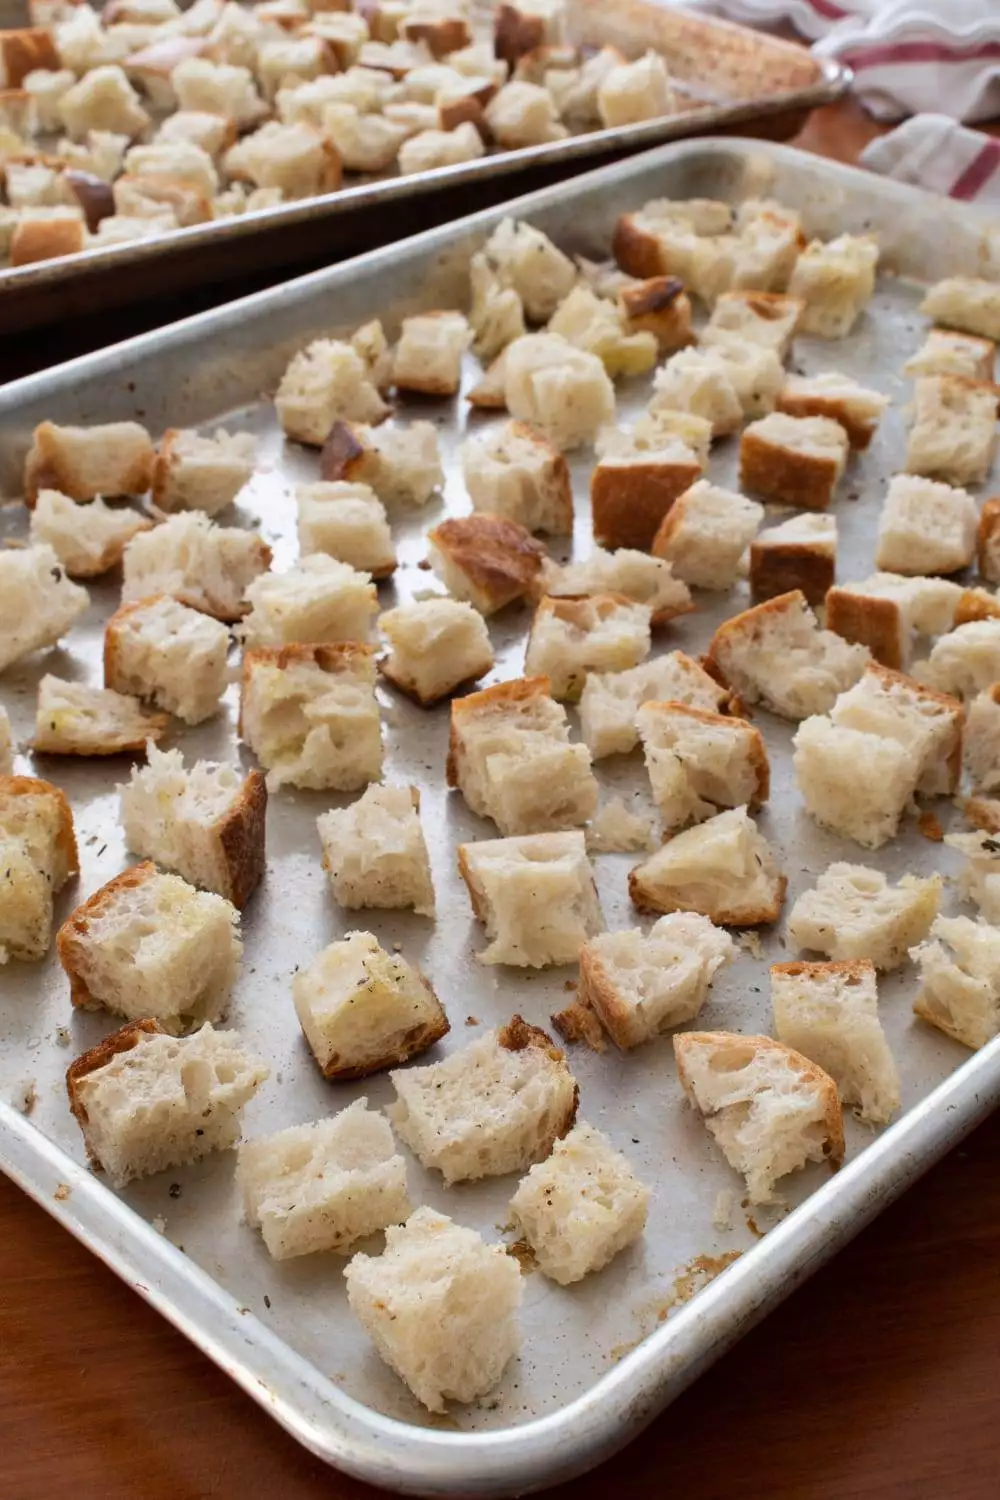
905;327;995;382
920;277;1000;342
276;339;390;447
397;119;485;174
240;642;381;791
540;547;692;627
777;372;889;451
739;412;848;510
57;64;150;140
494;0;567;65
66;1019;267;1187
590;437;703;552
911;915;1000;1050
467;250;526;363
156;108;238;157
707;590;869;720
0;710;12;776
618;275;693;354
481;216;575;323
788;863;940;971
0;543;89;672
945;830;1000;923
648;347;743;438
24;419;154;506
317;783;434;916
904;375;998;486
579;651;728;760
965;684;1000;790
503;332;615;451
483;79;566;146
29;490;153;578
978;496;1000;582
792;715;917;849
460;419;571;536
0;774;78;962
628;805;785;925
240;555;377;649
547;284;657;379
700;290;803;359
673;1030;844;1204
122;513;270;623
8;207;87;266
459;831;601;967
57;863;241;1031
824;571;963;671
150;427;255;515
296;481;395;578
428;513;547;616
875;473;977;575
466;348;509;410
578;912;735;1049
525;593;651;701
379;597;493;706
651;479;763;590
447;676;597;834
786;234;878;338
749;512;836;606
392;309;470;398
320;420;443;508
637;702;769;832
239;1100;410;1261
32;674;168;757
104;594;230;725
596;49;671;127
255;33;337;101
223;119;341;199
830;663;962;796
612;197;733;282
916;619;1000;699
293;930;448;1079
344;1207;522;1412
607;409;714;466
119;745;266;909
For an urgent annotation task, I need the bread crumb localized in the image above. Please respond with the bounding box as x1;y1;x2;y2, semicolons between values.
918;810;944;842
55;1027;71;1047
152;1215;167;1233
505;1238;537;1273
736;930;764;959
10;1077;36;1114
465;1015;479;1026
586;798;654;853
713;1188;737;1231
54;1182;71;1201
551;1000;606;1052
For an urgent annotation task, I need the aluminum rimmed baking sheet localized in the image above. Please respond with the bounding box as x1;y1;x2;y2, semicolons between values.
2;138;1000;1497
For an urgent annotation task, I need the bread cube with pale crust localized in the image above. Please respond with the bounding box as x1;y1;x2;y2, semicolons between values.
458;831;602;967
628;806;785;925
317;783;434;916
379;597;493;706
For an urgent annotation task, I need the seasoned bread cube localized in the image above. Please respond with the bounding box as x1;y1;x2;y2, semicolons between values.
151;427;255;515
579;651;728;760
777;372;889;451
66;1019;267;1187
29;490;153;578
739;412;848;510
428;513;547;616
628;805;785;925
255;34;337;101
293;930;448;1079
606;407;714;466
540;547;692;627
612;197;733;282
317;783;434;916
830;663;962;796
945;829;1000;923
700;290;803;359
481;216;575;323
296;481;395;578
0;774;78;962
977;496;1000;582
707;590;869;720
104;594;229;725
57;64;150;141
171;55;266;126
596;48;671;127
648;347;743;438
770;960;899;1124
0;709;12;776
239;1101;410;1261
546;284;657;379
392;309;470;397
483;79;566;147
525;593;651;701
911;915;1000;1050
503;332;615;451
786;233;878;338
590;436;703;552
904;327;995;382
397;119;485;174
23;66;75;131
905;373;999;487
673;1030;844;1204
24;419;154;506
651;479;763;590
578;911;735;1049
964;683;1000;790
119;745;266;909
344;1207;522;1412
920;277;1000;341
792;715;917;849
915;618;1000;699
223;120;341;199
240;642;381;791
240;555;377;648
875;473;977;575
637;701;769;832
788;862;940;971
749;512;836;606
275;338;390;447
458;831;601;967
320;420;444;508
379;597;493;706
618;274;693;354
122;513;271;623
460;419;571;536
467;250;526;362
57;863;241;1031
156;108;238;157
32;674;168;756
447;676;597;834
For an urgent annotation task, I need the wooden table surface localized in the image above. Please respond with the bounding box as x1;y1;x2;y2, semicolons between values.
5;95;1000;1500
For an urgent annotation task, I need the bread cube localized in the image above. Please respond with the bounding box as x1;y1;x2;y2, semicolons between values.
275;339;390;447
428;513;547;616
467;250;526;363
483;79;566;147
590;437;704;552
0;774;78;963
460;419;571;536
119;745;266;909
825;571;963;672
830;663;962;796
57;862;241;1031
156;109;238;157
540;547;692;627
66;1019;268;1187
29;490;153;578
240;642;381;791
392;309;470;397
916;619;1000;700
123;140;219;197
503;332;615;451
585;797;654;854
578;911;735;1049
920;277;1000;342
447;676;597;835
777;371;889;452
739;412;848;510
788;863;940;971
612;197;733;282
749;512;836;606
786;234;878;338
911;915;1000;1050
978;496;1000;582
700;290;803;360
296;481;395;578
223;120;341;199
524;594;651;702
650;479;763;591
874;473;977;576
792;714;917;850
150;427;255;516
459;831;601;966
596;49;671;126
23;66;75;131
24;419;154;506
648;348;743;438
494;0;567;65
618;275;693;354
240;555;377;649
397;119;485;174
104;594;230;725
0;709;12;776
344;1207;522;1412
964;683;1000;790
905;327;995;382
320;419;444;508
628;805;785;925
905;374;998;487
546;284;657;379
481;216;575;323
379;597;493;706
637;701;769;832
579;651;729;759
945;830;1000;923
172;56;266;127
466;348;509;410
317;783;434;916
10;209;87;266
57;64;150;140
255;33;336;100
673;1031;844;1204
318;101;406;171
32;674;168;757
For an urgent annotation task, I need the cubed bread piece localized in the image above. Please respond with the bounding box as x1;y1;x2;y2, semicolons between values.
0;709;12;776
915;619;1000;699
920;277;1000;341
825;571;963;671
651;479;763;590
275;339;390;446
397;119;485;174
637;701;769;832
596;49;672;127
392;309;470;398
585;797;654;854
320;420;443;508
945;830;1000;923
467;250;526;363
673;1030;844;1204
240;642;381;791
122;141;219;197
978;496;1000;581
524;593;651;701
700;290;803;360
458;831;601;966
57;863;241;1031
830;663;962;796
171;55;266;125
792;714;918;849
460;419;571;536
494;0;566;65
905;327;995;382
612;197;734;282
618;275;693;354
788;863;940;971
770;959;899;1124
0;774;78;962
122;513;270;622
911;915;1000;1050
156;108;238;157
579;651;728;759
540;547;692;626
904;375;998;486
344;1207;522;1412
750;512;836;606
255;33;337;101
10;209;87;266
546;284;657;379
428;513;547;616
239;1100;410;1261
379;597;493;706
503;332;615;451
964;683;1000;790
628;805;785;925
320;104;406;172
223;120;341;199
610;407;714;468
240;555;377;649
707;590;869;720
483;79;566;147
104;594;230;725
466;348;509;410
151;427;255;515
786;234;879;338
29;490;153;578
296;481;395;578
293;930;448;1079
777;372;889;451
447;676;597;835
24;419;154;506
739;412;848;510
875;473;977;575
66;1019;267;1187
57;64;150;140
119;744;266;908
578;911;735;1049
590;437;704;552
23;66;75;131
317;783;434;916
481;216;576;323
32;674;168;756
647;348;743;438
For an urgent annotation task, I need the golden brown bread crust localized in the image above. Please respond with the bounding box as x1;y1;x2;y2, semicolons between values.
428;513;547;612
739;429;840;510
437;92;488;134
977;497;1000;582
592;452;701;551
961;794;1000;834
104;594;164;690
750;534;835;608
446;674;552;786
57;861;159;1013
379;654;489;708
1;26;59;86
955;588;1000;626
628;859;787;926
493;4;545;66
214;769;267;910
704;592;804;690
824;586;904;670
550;998;606;1052
24;419;156;508
10;215;86;269
770;957;874;984
775;391;879;450
612;212;666;280
619;276;693;353
319;419;370;483
66;1017;164;1148
394;310;467;398
0;773;79;884
646;700;770;809
864;662;964;791
455;840;485;920
401;13;471;55
576;944;634;1050
466;350;508;409
497;1012;580;1136
238;641;377;735
317;971;450;1080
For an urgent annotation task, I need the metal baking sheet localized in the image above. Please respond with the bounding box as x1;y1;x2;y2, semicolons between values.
2;138;1000;1496
0;0;848;333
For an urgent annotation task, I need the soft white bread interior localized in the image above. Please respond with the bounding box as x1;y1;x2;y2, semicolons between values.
460;418;573;535
919;276;1000;341
30;490;153;577
540;547;692;625
786;233;878;338
0;543;89;672
0;774;78;963
628;805;785;925
32;673;169;756
579;651;728;760
904;327;996;382
481;215;576;322
296;481;396;578
379;597;494;706
546;283;657;378
787;863;940;971
829;663;962;797
964;684;1000;790
904;375;998;487
792;713;919;850
911;915;1000;1050
943;830;1000;924
503;331;616;451
239;555;377;648
121;512;271;623
875;473;978;575
914;620;1000;701
637;701;769;832
152;427;256;515
457;830;602;967
275;338;390;446
392;309;471;397
317;783;435;916
524;593;652;702
104;593;230;726
650;479;763;590
24;419;154;505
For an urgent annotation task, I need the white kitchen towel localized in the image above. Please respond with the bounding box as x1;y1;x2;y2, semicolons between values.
860;112;1000;205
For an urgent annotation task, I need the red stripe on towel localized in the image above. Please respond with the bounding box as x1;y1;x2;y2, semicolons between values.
846;40;1000;70
951;138;1000;200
